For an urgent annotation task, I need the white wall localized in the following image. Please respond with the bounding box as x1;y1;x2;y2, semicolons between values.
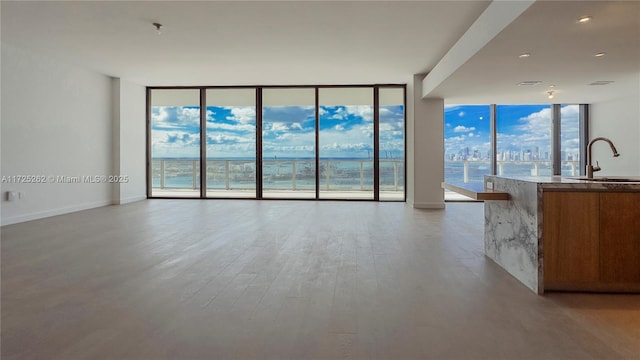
1;43;113;225
411;75;445;209
112;78;147;204
589;76;640;176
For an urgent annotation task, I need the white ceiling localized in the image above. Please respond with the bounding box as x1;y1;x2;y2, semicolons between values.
1;0;490;86
428;1;640;104
2;1;639;104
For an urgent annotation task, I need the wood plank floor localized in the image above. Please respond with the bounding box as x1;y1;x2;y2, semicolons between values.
2;200;639;360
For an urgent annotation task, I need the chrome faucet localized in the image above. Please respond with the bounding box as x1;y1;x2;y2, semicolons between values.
586;137;620;178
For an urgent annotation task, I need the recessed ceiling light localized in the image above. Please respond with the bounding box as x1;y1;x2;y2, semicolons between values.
517;81;542;86
549;85;556;88
518;53;531;58
578;16;592;23
594;52;606;57
547;90;555;99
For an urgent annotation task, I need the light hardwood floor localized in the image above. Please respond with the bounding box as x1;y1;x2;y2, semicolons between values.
2;200;639;360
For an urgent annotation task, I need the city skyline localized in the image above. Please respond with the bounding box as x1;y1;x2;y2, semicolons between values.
444;104;580;162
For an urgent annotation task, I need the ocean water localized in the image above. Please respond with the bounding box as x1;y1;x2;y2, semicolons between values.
151;158;578;190
151;158;404;191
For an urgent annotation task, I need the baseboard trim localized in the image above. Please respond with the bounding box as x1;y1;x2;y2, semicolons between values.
1;200;113;226
114;195;147;205
413;202;445;209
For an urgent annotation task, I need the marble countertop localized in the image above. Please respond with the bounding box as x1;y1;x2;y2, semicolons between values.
486;175;640;191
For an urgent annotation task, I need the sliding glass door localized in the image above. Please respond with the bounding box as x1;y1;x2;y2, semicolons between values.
150;89;201;198
205;89;256;198
262;88;316;199
318;88;374;199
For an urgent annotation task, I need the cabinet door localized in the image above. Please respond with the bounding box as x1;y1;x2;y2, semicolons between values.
543;192;600;288
600;192;640;283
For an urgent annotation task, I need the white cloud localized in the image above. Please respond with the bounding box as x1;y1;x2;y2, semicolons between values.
177;107;200;124
344;105;373;122
360;123;373;138
330;107;345;120
226;107;256;124
335;125;345;131
152;106;201;129
208;134;253;144
151;129;200;158
276;133;295;140
207;122;255;132
271;122;289;132
454;125;476;133
379;108;392;116
458;111;465;117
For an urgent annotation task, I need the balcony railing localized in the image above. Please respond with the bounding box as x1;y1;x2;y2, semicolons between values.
151;158;404;193
445;159;580;183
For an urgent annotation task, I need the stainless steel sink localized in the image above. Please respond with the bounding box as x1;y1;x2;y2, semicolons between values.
568;176;640;183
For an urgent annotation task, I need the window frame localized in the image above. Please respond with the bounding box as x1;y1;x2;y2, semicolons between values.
146;84;407;202
443;103;588;200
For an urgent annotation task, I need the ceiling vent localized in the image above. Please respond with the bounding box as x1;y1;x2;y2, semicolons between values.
517;81;542;86
588;81;615;86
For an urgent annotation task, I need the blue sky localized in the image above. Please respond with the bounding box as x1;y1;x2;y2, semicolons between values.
444;104;580;160
151;105;405;159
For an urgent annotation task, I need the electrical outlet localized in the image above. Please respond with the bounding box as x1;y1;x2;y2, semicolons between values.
7;191;17;201
486;181;494;190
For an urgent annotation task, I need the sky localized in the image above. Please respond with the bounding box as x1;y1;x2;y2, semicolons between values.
444;104;580;160
151;102;578;162
151;104;405;159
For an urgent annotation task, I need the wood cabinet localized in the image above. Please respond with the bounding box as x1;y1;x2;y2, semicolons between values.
543;191;640;292
599;193;640;284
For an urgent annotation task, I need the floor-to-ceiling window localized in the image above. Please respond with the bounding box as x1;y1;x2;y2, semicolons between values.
444;105;491;186
378;87;405;201
318;87;374;199
496;104;552;177
206;88;257;198
148;85;406;201
560;104;581;176
262;88;316;199
444;103;587;201
149;89;201;198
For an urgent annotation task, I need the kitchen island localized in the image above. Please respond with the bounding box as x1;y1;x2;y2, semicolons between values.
484;175;640;294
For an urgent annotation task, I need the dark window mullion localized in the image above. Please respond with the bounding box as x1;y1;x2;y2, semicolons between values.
373;86;380;201
551;104;561;175
256;88;263;199
490;104;497;175
579;104;589;176
146;88;152;198
315;87;320;200
403;86;407;202
200;88;207;198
